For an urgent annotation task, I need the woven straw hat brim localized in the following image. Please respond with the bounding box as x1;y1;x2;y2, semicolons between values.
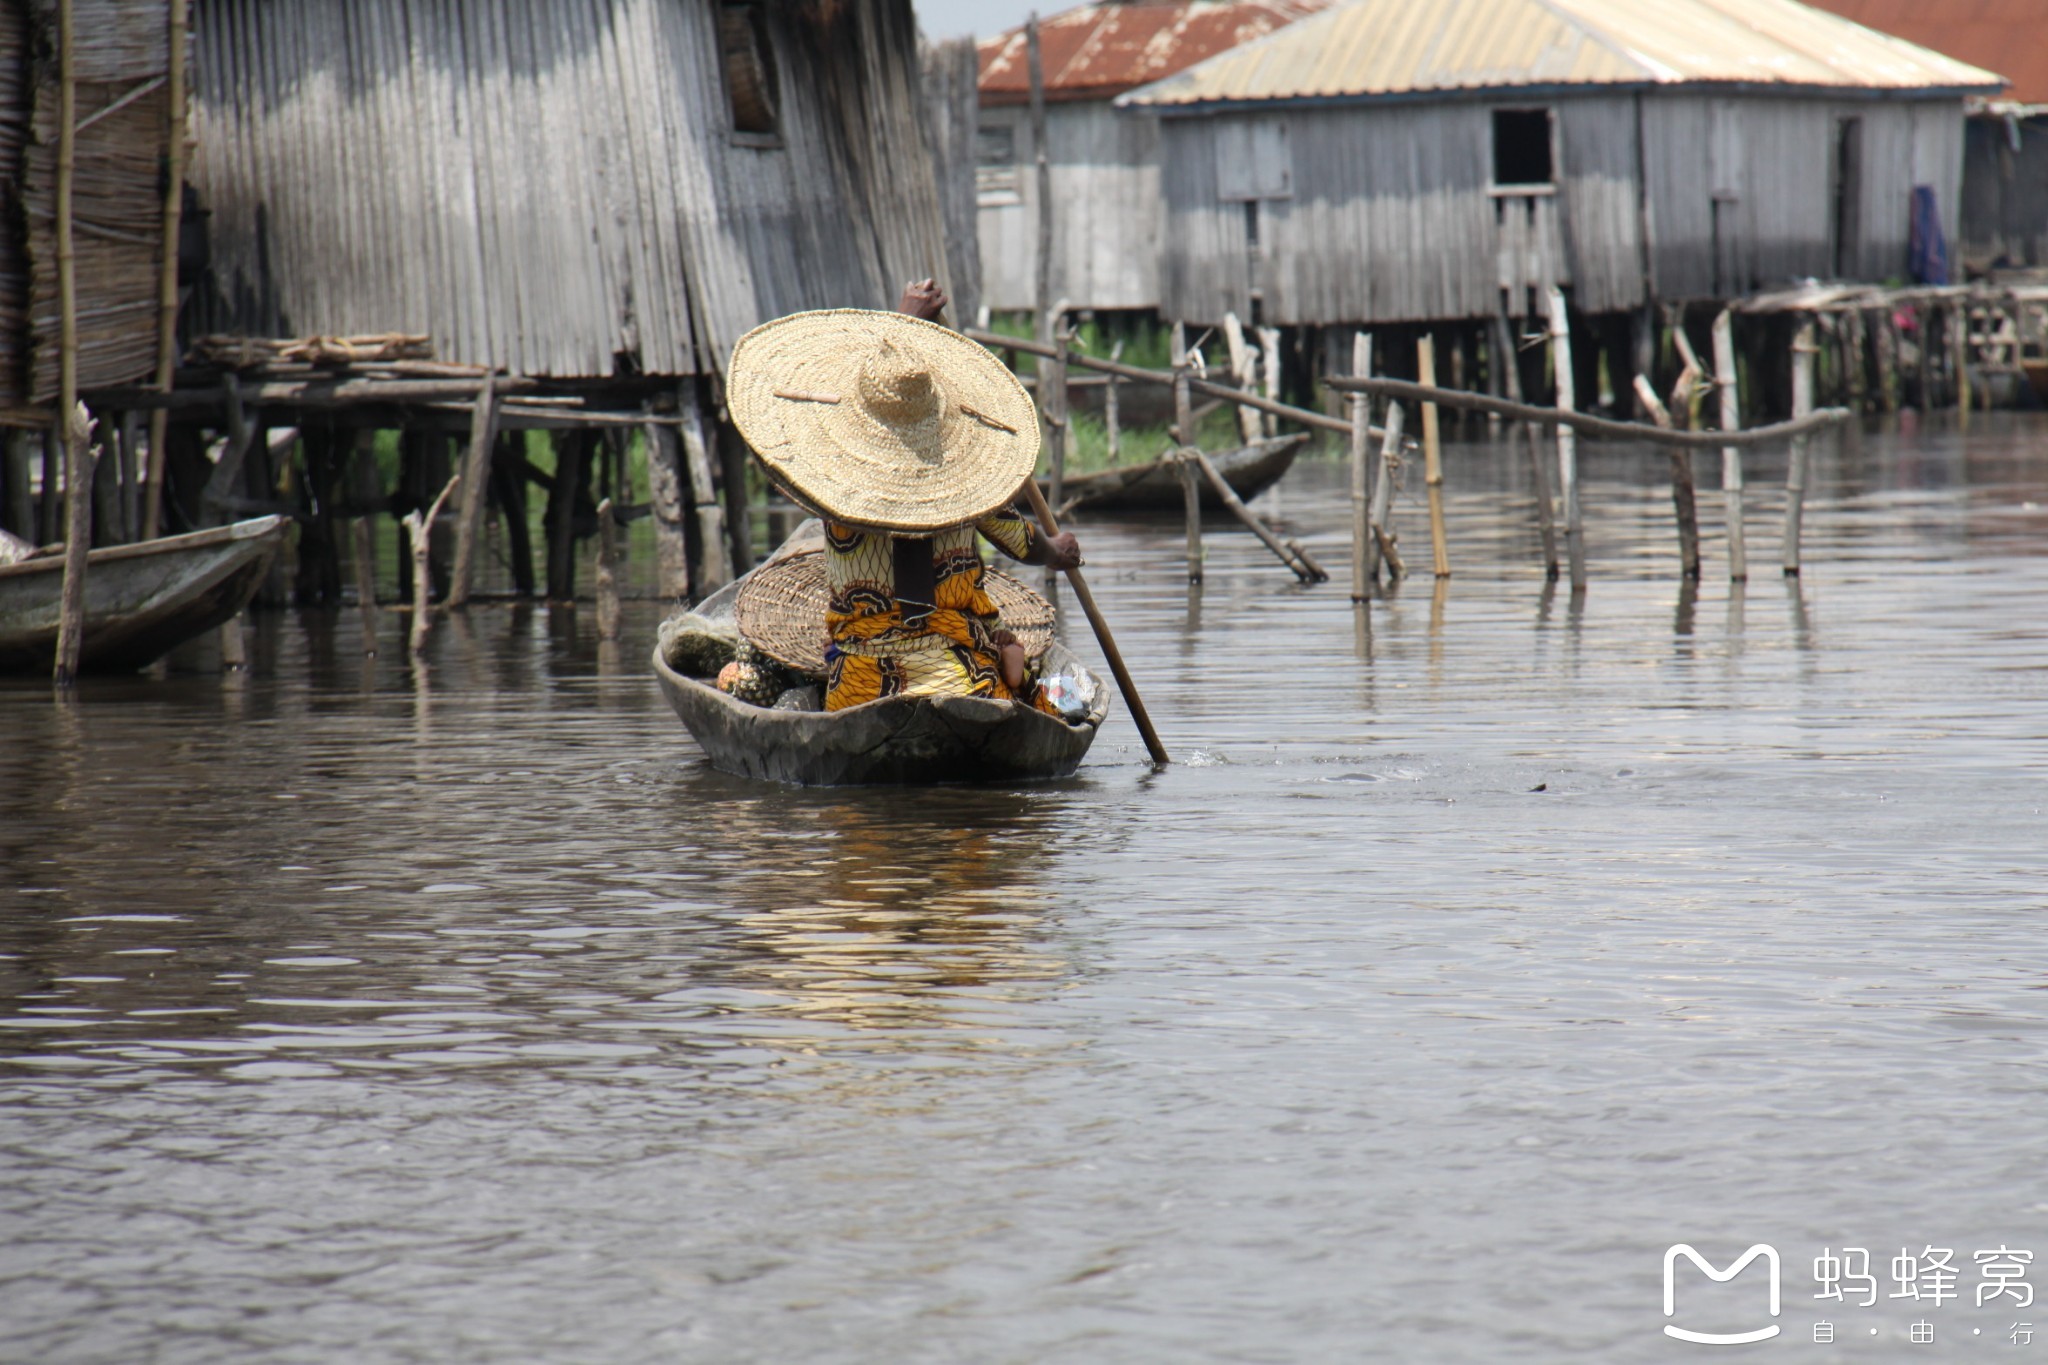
735;549;1056;677
727;310;1040;534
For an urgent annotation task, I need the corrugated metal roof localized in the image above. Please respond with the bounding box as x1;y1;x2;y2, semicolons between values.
1116;0;2006;109
978;0;1331;105
1801;0;2047;102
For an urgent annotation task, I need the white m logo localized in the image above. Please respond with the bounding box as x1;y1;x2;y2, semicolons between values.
1663;1243;1781;1345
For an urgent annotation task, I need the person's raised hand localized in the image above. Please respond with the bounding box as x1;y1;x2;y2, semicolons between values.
897;278;946;321
1044;531;1082;573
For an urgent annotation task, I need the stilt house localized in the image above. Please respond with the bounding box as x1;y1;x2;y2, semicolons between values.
190;0;953;384
1116;0;2002;377
1802;0;2048;272
975;0;1325;315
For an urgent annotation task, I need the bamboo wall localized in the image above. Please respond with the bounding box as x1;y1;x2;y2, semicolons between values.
0;0;169;406
978;99;1161;312
189;0;953;380
1150;89;1968;328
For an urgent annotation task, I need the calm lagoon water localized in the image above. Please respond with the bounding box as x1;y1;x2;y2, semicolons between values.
2;413;2045;1362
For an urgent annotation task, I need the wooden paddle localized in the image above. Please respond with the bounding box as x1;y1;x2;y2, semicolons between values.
1018;476;1170;766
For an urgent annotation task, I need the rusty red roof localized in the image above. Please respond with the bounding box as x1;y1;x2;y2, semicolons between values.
1801;0;2046;102
977;1;1333;105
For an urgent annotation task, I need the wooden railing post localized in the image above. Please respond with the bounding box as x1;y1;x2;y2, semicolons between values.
1348;332;1373;601
1712;307;1747;582
1783;316;1816;578
1545;287;1585;590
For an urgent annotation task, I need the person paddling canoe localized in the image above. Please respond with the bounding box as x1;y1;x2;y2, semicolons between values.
725;281;1081;714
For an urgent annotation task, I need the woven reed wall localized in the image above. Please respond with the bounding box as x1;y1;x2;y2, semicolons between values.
1;0;169;406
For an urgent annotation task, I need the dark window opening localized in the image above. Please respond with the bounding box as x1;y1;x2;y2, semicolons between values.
1493;109;1553;186
975;125;1020;203
720;2;780;140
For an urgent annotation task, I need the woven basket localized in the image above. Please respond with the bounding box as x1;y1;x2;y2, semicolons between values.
735;549;1056;677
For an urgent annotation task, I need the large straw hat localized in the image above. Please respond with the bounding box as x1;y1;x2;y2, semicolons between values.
735;549;1056;677
726;309;1040;533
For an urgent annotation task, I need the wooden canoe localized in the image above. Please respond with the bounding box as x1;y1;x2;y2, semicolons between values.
654;640;1109;786
1043;434;1306;512
0;516;288;674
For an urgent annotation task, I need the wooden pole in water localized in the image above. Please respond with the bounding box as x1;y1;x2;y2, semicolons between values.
141;0;189;542
1018;475;1168;766
1417;335;1450;578
1348;332;1373;601
351;511;379;657
1257;325;1282;439
1191;449;1324;582
1172;322;1202;584
405;474;460;656
1104;338;1123;463
445;377;499;608
1633;373;1700;579
1545;288;1585;590
52;0;89;686
1711;307;1747;582
1953;300;1971;430
1367;401;1404;585
595;496;621;641
1223;313;1261;445
1493;310;1557;578
1783;316;1816;578
1026;13;1053;346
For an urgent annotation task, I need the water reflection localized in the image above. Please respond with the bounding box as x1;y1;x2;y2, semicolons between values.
713;789;1073;1041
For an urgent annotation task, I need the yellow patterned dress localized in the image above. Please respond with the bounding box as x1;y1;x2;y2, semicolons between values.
823;509;1057;713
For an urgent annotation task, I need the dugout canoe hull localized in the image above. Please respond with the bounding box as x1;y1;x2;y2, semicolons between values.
653;642;1109;786
1044;435;1305;512
0;516;288;674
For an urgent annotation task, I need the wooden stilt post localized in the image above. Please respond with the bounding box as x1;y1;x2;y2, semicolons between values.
1712;307;1747;582
39;424;60;545
445;377;498;608
1367;402;1405;585
1876;307;1900;414
546;431;589;602
595;497;621;641
52;0;87;685
116;410;139;542
1783;316;1816;577
1417;335;1450;578
1953;300;1971;429
54;410;95;683
2;429;30;540
643;406;691;601
1172;322;1202;585
1348;332;1373;601
1103;339;1123;463
678;381;728;597
141;0;188;543
1545;287;1585;590
351;488;379;662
